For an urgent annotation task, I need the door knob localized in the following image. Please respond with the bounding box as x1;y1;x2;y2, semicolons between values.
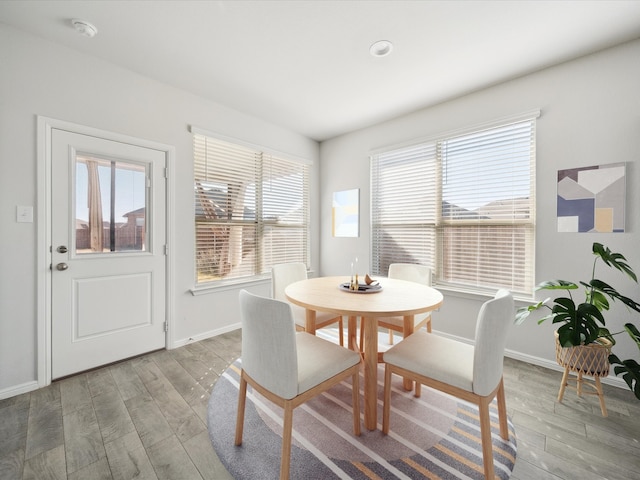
56;263;69;271
57;246;68;253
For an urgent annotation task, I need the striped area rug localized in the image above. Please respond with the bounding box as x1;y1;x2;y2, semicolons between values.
208;330;517;479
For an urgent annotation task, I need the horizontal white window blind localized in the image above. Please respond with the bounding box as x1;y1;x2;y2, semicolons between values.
371;143;438;276
371;117;536;295
194;134;309;285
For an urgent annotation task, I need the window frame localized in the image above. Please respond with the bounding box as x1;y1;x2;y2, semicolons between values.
370;111;539;297
192;128;310;290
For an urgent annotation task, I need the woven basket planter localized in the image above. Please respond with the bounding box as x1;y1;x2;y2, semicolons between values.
555;331;612;375
554;330;612;416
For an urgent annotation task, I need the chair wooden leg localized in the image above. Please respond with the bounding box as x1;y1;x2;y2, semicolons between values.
388;329;394;345
426;319;432;333
478;397;495;480
234;373;248;446
594;376;608;417
382;364;392;434
338;317;344;346
352;370;361;436
496;378;509;440
414;382;421;398
347;316;358;352
401;316;414;391
557;366;570;402
280;403;294;480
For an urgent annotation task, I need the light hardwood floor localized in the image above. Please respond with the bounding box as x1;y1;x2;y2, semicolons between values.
1;329;639;479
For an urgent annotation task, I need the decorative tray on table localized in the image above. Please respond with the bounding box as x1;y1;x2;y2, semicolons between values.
338;282;383;294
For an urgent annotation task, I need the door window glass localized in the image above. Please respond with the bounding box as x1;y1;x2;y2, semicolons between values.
75;154;147;254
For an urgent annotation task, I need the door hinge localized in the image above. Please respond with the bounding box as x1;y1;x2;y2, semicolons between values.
164;167;168;178
163;322;168;333
164;244;168;255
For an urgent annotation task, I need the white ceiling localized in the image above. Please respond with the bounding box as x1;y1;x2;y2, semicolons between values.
2;1;640;141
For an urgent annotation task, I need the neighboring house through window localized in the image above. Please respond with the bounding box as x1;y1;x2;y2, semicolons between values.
193;131;310;285
371;112;538;296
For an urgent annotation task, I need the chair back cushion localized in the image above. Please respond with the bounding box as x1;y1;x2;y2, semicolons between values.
239;290;299;399
388;263;431;286
388;263;432;323
472;289;514;396
271;262;307;301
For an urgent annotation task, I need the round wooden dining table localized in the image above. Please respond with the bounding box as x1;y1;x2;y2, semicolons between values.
285;275;443;430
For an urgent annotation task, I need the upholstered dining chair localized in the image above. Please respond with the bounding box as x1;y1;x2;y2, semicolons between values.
360;263;432;351
235;290;361;480
382;289;514;480
272;262;345;345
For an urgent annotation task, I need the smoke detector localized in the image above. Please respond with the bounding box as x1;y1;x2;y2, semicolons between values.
71;19;98;38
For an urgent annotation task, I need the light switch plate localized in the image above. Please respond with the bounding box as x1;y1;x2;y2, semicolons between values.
17;205;33;223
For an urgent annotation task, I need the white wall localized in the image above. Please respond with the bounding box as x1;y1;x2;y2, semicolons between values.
0;24;320;397
2;23;638;398
319;39;640;385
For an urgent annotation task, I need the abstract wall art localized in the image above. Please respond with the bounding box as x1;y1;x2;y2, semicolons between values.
332;188;359;237
557;162;626;233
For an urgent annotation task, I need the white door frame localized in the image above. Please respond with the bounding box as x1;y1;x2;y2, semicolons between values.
36;116;175;387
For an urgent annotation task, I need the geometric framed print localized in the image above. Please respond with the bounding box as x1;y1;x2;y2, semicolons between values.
557;162;626;233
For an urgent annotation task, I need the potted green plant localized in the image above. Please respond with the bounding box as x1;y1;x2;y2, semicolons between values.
515;242;640;400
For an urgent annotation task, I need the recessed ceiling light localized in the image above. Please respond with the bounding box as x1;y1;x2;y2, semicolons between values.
71;19;98;38
370;40;393;57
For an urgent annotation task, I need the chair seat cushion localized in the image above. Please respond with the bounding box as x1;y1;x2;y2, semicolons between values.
296;332;360;395
383;331;474;393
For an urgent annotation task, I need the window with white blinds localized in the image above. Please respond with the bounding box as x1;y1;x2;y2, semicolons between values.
194;133;309;285
371;117;536;295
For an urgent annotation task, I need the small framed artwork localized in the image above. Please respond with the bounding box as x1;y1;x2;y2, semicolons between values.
557;162;626;233
332;188;359;237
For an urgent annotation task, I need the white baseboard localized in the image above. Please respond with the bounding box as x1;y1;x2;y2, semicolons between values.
0;381;40;400
171;322;241;349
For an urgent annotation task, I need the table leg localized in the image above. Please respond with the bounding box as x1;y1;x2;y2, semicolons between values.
402;315;415;391
363;316;378;430
305;309;316;335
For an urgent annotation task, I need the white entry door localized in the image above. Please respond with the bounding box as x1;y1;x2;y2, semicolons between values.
51;129;167;379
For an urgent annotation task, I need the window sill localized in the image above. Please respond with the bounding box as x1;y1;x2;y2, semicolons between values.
190;275;270;296
434;284;535;305
189;269;315;296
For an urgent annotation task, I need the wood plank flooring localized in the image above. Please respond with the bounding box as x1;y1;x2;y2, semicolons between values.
1;329;639;479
